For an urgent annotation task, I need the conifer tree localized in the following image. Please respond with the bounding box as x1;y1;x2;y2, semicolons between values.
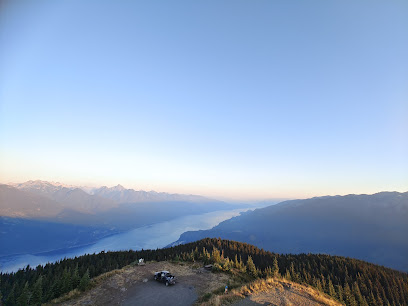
211;248;221;263
62;267;72;294
327;277;336;297
6;284;16;306
17;282;30;306
290;262;300;283
246;255;258;278
50;278;62;299
368;291;376;306
265;266;272;277
284;269;291;281
272;257;279;277
72;264;80;289
31;276;43;306
202;248;210;264
336;285;344;302
344;282;357;305
234;254;239;269
79;269;90;292
315;279;323;292
321;274;327;293
352;281;364;305
376;292;383;306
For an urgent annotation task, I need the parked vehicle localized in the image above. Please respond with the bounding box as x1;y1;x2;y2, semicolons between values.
138;258;145;266
154;270;176;286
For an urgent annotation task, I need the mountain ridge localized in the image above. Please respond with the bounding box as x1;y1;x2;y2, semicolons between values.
173;191;408;272
91;184;221;204
10;180;221;204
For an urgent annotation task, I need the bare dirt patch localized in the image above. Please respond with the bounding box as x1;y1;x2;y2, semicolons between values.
231;279;341;306
61;261;231;306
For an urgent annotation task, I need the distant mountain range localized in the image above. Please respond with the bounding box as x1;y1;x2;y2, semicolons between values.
91;184;215;203
173;191;408;272
11;180;219;205
1;181;240;227
0;180;242;257
10;181;118;214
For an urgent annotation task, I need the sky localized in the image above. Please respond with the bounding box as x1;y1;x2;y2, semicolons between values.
0;0;407;200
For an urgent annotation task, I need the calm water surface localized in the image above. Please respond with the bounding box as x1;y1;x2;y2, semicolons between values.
0;208;251;272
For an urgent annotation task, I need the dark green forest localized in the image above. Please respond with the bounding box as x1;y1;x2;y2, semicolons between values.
1;238;407;305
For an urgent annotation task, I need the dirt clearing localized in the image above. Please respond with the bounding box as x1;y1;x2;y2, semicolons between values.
61;261;230;306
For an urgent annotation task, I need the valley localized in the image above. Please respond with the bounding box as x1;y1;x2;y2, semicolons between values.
0;180;251;272
0;207;250;272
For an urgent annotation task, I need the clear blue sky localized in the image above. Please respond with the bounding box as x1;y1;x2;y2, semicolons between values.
1;0;407;200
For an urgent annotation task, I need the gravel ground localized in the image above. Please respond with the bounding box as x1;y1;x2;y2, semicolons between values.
122;280;197;306
62;261;230;306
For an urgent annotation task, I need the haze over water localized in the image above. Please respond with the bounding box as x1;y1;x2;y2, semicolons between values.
0;208;249;273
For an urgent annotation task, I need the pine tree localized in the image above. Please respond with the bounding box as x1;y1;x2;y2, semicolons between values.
79;269;90;292
202;248;210;264
234;254;240;269
376;292;383;306
6;284;16;306
352;281;365;305
272;257;279;277
290;262;300;283
211;248;221;263
344;282;357;305
63;267;73;293
50;278;62;299
368;291;376;306
284;269;292;281
327;277;336;297
336;285;344;302
221;258;230;271
31;276;43;306
315;279;323;292
17;282;30;306
72;264;80;289
246;255;258;278
321;274;327;293
265;266;272;277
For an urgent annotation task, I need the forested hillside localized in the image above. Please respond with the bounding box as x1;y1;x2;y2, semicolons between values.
1;238;407;305
175;192;408;271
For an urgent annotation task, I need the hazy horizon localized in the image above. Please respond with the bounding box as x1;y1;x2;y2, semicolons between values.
1;0;407;200
1;178;406;202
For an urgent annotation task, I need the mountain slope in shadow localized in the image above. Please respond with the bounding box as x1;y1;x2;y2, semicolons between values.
174;192;408;271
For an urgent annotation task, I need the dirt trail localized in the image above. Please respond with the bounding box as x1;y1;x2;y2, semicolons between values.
62;261;230;306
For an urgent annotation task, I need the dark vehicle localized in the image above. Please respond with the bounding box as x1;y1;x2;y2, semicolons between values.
154;270;176;286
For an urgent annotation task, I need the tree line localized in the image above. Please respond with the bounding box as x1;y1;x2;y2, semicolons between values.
1;238;407;305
